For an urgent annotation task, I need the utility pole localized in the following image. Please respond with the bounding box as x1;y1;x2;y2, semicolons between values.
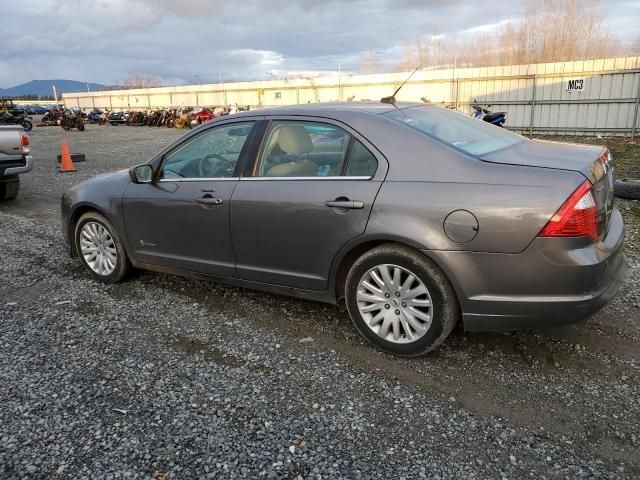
52;85;58;107
219;72;227;105
338;62;341;101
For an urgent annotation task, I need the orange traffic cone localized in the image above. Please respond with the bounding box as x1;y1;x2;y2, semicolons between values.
59;140;76;173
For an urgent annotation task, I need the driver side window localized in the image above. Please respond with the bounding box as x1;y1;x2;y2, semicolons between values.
161;121;254;179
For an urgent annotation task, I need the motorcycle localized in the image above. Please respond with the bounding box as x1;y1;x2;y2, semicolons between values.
190;107;216;127
60;110;85;131
471;99;507;127
87;108;107;125
174;108;193;129
41;109;63;126
0;111;33;132
107;110;128;125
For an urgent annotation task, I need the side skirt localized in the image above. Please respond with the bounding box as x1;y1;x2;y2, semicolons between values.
132;260;337;305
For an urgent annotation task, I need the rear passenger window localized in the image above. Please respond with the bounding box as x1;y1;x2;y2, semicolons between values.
254;120;377;178
345;140;378;177
255;121;350;177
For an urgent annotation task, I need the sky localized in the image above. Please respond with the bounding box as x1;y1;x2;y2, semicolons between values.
2;0;639;88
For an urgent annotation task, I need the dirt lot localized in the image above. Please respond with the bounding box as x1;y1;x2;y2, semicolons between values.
1;124;639;479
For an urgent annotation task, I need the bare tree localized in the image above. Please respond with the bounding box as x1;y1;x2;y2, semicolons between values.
359;49;382;74
503;0;620;65
394;0;621;72
628;35;640;56
118;73;163;89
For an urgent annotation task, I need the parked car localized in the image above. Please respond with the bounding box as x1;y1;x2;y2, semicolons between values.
60;102;627;356
26;105;47;115
0;125;32;200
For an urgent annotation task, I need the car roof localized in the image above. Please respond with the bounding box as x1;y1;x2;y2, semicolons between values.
234;101;424;118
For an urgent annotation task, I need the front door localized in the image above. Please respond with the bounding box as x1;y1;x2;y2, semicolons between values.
230;119;385;291
123;120;257;277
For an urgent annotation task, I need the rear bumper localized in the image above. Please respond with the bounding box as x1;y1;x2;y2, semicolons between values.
1;154;33;176
426;207;628;331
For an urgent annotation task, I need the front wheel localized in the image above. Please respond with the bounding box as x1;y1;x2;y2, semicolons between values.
75;212;131;283
345;244;460;357
77;122;85;131
22;120;33;132
61;122;71;131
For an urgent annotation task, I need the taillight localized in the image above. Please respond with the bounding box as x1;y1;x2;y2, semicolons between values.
538;180;599;241
597;147;612;165
20;132;30;153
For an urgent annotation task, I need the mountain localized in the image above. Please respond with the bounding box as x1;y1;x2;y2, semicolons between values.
0;80;107;98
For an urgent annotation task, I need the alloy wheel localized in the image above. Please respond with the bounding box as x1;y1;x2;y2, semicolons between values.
79;222;117;276
356;264;433;344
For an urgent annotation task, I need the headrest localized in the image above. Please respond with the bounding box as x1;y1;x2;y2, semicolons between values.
277;125;313;155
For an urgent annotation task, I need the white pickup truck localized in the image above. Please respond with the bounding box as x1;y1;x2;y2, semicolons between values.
0;125;32;200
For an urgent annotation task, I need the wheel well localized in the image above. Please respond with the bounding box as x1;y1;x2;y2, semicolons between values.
334;240;410;303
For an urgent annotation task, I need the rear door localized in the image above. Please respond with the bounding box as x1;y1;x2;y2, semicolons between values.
230;117;387;291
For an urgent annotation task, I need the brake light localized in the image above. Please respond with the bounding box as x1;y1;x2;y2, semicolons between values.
20;132;30;153
538;180;599;241
597;147;611;165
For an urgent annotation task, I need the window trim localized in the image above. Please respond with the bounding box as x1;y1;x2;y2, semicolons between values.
240;176;372;181
154;119;259;182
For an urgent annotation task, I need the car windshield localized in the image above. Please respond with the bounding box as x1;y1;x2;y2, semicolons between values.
384;105;524;156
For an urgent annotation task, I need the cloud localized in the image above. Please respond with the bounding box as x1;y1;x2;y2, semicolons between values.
1;0;634;88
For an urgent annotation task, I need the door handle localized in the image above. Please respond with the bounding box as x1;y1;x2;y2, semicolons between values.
196;197;224;206
325;199;364;209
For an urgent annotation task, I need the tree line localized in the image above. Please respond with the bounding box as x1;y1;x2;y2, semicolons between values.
361;0;633;73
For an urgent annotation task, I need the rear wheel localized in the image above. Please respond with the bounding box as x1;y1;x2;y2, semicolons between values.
77;122;85;131
345;244;460;357
22;120;33;132
0;175;20;201
75;212;131;283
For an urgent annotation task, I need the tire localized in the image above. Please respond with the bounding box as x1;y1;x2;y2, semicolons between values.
614;179;640;200
345;243;460;357
77;122;85;131
74;212;131;283
0;175;19;201
61;123;71;131
110;121;118;126
175;118;185;129
22;120;33;132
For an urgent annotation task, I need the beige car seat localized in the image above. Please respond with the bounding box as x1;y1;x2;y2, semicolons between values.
266;125;317;176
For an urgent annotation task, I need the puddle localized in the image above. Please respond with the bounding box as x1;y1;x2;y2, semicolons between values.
170;335;247;368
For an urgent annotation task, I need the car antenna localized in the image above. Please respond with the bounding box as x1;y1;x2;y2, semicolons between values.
381;66;420;105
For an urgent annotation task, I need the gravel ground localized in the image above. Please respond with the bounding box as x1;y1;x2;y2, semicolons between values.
0;124;639;479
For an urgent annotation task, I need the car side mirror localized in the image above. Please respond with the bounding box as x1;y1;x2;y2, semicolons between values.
130;164;154;183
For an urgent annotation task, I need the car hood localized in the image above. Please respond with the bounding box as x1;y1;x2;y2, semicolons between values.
481;139;605;181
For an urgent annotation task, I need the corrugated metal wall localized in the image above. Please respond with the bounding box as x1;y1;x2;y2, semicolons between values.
62;56;640;136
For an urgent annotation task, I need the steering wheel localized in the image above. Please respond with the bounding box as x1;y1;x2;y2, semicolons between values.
198;153;231;177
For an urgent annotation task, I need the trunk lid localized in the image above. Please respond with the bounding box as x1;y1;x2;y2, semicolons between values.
483;139;614;238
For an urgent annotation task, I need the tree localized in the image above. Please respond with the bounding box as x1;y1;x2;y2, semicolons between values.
118;73;163;89
359;49;381;74
394;0;620;72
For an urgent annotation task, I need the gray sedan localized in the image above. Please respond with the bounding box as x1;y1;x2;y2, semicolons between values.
61;102;628;356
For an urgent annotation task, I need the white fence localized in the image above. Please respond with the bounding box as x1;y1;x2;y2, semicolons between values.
62;56;640;136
